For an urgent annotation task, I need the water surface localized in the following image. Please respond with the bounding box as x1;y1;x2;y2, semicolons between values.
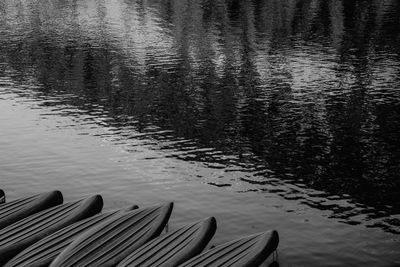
1;0;400;266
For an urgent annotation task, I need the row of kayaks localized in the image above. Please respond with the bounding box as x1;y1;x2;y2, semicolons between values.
0;190;279;267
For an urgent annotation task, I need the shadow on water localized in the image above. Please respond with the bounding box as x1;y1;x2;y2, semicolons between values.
0;0;400;234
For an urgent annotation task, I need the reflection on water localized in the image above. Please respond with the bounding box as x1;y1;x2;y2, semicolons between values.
0;0;400;258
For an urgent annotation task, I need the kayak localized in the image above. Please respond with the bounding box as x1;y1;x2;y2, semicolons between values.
0;189;5;204
0;195;103;265
118;217;217;267
6;205;138;267
179;230;279;267
0;191;63;229
50;202;173;267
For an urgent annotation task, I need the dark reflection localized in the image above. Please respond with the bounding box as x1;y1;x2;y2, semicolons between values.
0;0;400;233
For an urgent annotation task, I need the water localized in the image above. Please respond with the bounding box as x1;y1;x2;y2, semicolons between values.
0;0;399;266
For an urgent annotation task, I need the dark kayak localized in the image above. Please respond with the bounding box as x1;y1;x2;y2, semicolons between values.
0;189;5;204
0;195;103;265
50;202;173;267
118;217;217;267
6;205;138;267
0;191;63;229
179;230;279;267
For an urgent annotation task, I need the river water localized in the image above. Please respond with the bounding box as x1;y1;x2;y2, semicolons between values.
1;0;399;266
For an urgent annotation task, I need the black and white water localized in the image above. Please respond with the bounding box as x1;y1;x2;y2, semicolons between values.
1;0;399;266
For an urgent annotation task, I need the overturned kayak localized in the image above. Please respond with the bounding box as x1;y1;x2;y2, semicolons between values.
0;195;103;265
118;217;217;267
0;189;4;204
6;204;139;267
50;202;173;267
0;191;63;229
179;230;279;267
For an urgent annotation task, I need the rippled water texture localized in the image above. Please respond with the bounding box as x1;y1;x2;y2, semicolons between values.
1;0;400;266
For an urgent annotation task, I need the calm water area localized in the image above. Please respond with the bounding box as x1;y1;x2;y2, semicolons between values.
1;0;400;266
